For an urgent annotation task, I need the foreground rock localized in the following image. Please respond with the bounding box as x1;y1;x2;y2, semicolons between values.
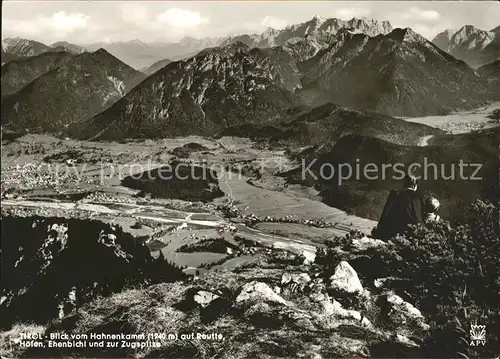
383;292;430;334
236;281;288;306
329;261;363;295
194;290;220;308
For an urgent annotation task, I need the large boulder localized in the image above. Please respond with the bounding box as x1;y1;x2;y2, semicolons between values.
236;281;288;306
329;261;363;295
194;290;220;308
382;292;429;334
386;293;424;321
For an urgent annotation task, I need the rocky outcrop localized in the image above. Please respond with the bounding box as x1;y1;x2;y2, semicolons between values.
194;290;220;308
0;216;185;329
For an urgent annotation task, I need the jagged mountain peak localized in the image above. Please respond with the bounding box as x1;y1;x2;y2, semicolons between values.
311;15;325;24
456;24;482;36
385;27;428;44
88;47;137;68
401;27;429;43
432;25;498;67
92;47;113;57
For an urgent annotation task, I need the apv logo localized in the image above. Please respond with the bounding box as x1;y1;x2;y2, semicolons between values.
469;324;486;346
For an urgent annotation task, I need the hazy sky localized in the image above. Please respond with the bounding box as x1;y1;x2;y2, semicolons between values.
2;1;499;45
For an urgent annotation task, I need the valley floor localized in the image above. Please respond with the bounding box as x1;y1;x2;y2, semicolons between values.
1;134;375;271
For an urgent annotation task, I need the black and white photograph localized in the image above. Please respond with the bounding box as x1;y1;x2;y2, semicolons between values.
1;0;499;358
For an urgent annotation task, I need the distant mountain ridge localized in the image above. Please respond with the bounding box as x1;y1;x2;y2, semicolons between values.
221;16;393;48
2;37;52;57
50;41;85;54
141;58;172;75
478;59;500;94
2;17;497;140
1;49;146;133
2;16;395;70
220;102;442;147
297;27;491;116
1;51;74;96
432;25;500;67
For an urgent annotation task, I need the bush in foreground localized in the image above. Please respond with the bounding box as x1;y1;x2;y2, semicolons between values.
320;199;499;358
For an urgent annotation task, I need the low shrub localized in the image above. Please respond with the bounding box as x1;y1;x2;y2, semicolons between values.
376;200;497;357
317;199;498;358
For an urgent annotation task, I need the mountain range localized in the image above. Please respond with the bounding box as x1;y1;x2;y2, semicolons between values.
2;37;52;57
478;59;500;94
142;58;172;75
69;42;296;140
1;16;498;139
220;16;393;48
69;25;495;140
432;25;500;67
297;28;490;116
0;17;393;70
219;102;442;147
